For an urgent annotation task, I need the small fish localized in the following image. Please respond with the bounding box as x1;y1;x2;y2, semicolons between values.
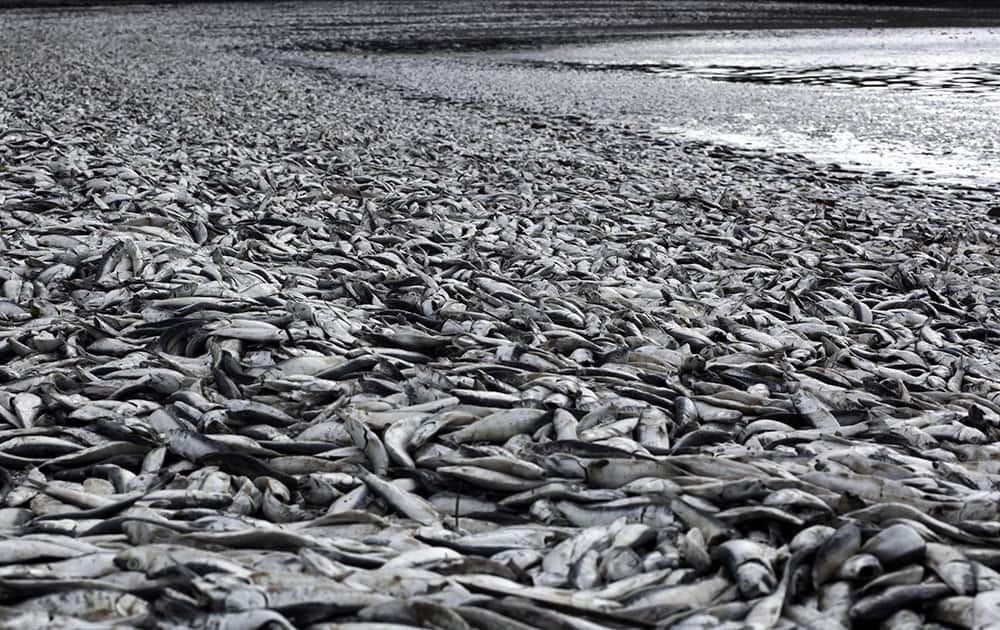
344;416;390;475
860;523;926;568
850;583;952;622
361;473;440;526
445;408;550;444
924;543;977;595
813;523;862;587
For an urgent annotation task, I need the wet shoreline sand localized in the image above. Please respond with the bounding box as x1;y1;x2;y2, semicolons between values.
7;1;1000;50
2;3;1000;628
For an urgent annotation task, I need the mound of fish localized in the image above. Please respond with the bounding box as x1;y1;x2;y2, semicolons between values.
3;5;1000;630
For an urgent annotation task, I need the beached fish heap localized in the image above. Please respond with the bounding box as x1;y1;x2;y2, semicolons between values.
3;6;1000;630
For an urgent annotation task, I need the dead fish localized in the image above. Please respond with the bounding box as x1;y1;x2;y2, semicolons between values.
789;525;836;554
556;497;674;528
382;415;424;468
0;536;101;564
850;583;953;622
620;574;731;619
439;466;544;492
8;589;148;621
8;21;1000;629
452;573;620;614
361;473;440;525
345;416;390;475
455;605;539;630
813;523;862;587
715;539;777;598
861;523;926;568
924;542;977;595
857;564;925;598
669;498;731;545
972;590;1000;630
445;408;550;444
835;553;883;582
877;609;924;630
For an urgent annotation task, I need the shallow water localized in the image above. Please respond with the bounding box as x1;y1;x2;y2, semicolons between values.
505;28;1000;188
183;1;1000;189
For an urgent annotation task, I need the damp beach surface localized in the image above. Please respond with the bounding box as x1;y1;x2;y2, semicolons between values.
503;27;1000;187
4;1;1000;628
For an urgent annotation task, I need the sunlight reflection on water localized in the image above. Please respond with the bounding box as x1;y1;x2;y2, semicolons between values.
508;28;1000;188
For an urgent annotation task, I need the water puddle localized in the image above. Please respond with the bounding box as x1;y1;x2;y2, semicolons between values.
517;59;1000;97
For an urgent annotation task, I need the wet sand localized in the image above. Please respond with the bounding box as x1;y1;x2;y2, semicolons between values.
499;27;1000;187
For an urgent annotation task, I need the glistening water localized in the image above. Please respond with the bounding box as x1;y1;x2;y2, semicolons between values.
504;28;1000;189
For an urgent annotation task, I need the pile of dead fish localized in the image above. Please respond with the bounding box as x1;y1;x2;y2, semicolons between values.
4;7;1000;630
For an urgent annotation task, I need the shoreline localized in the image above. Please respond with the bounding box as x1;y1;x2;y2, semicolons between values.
3;3;1000;627
257;43;1000;205
7;1;1000;52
